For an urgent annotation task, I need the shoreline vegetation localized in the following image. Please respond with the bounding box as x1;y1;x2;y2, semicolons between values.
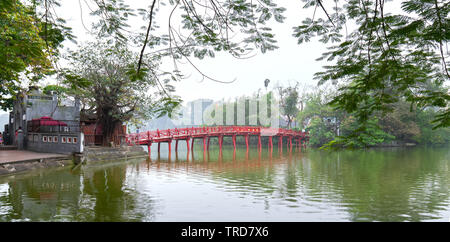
190;135;448;149
192;86;450;149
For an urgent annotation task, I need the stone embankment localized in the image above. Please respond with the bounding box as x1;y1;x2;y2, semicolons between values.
0;146;148;176
75;146;148;164
0;150;72;176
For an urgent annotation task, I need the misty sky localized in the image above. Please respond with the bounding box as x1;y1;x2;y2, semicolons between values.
1;0;408;117
57;0;332;103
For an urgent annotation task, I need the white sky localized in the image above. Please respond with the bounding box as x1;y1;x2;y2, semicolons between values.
1;0;409;118
56;0;331;104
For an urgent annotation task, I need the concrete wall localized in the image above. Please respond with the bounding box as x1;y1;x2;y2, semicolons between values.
27;132;83;154
81;146;147;163
25;93;80;121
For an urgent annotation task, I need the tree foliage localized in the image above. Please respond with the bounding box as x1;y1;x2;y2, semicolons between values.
84;0;287;80
294;0;449;135
0;0;70;110
61;40;181;145
277;83;300;128
298;85;450;148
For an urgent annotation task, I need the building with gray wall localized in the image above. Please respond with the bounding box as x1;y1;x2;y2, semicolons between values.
7;88;83;154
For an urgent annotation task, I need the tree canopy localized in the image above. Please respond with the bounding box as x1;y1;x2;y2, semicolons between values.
0;0;69;110
58;40;181;144
294;0;449;133
298;85;450;148
277;83;300;128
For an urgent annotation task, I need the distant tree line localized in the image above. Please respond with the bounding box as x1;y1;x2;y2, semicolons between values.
297;85;450;148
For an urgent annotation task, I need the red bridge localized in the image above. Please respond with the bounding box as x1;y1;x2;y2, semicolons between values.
126;126;309;156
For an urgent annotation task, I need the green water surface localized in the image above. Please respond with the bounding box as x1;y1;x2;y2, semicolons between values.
0;145;449;221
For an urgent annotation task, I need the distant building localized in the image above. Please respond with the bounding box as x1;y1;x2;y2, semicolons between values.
188;99;213;126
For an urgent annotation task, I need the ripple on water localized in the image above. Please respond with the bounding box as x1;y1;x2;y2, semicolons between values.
0;147;449;222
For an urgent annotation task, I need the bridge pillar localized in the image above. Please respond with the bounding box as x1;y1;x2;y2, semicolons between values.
191;138;195;152
269;144;273;159
158;142;161;153
186;148;190;162
258;149;262;161
147;142;151;157
286;137;289;151
245;135;249;151
279;136;283;153
186;138;190;162
232;135;236;150
218;149;223;163
168;140;172;155
258;135;262;151
268;136;273;151
246;148;249;161
207;137;210;150
288;137;292;152
278;135;283;152
203;137;207;152
175;140;179;152
218;136;223;152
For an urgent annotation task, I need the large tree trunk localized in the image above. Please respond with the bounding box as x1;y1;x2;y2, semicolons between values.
99;107;120;146
287;117;292;128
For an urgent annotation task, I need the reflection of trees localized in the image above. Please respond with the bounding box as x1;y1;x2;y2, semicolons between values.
300;148;450;221
149;146;450;221
0;158;156;221
0;168;81;221
81;163;147;221
1;147;447;221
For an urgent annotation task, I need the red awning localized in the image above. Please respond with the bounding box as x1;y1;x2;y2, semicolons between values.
32;116;68;126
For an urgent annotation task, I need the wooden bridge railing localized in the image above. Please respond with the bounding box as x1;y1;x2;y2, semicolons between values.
126;126;309;146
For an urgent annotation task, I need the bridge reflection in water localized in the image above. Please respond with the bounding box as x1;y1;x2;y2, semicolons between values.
126;126;309;160
139;146;301;176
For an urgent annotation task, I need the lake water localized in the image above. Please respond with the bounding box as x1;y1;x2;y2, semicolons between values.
0;145;449;222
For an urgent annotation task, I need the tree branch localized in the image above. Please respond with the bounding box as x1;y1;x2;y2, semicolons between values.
317;0;335;27
137;0;157;74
